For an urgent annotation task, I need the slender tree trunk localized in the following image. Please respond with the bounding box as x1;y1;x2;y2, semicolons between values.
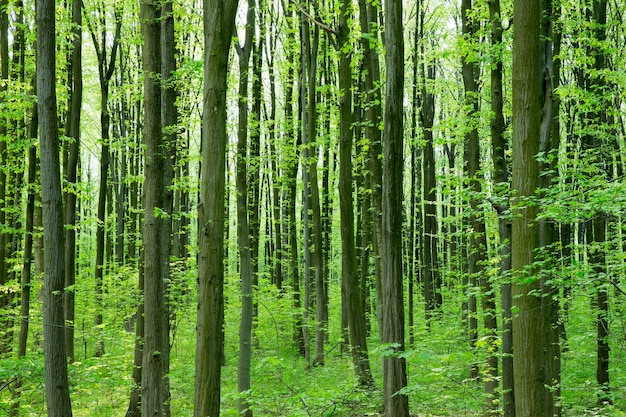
357;0;383;337
589;0;611;404
235;1;255;413
248;12;263;348
86;6;122;357
64;0;82;364
11;98;38;417
126;256;144;417
488;0;514;415
0;0;9;355
37;0;73;410
160;1;177;414
420;58;439;324
194;1;238;415
538;3;562;416
337;0;374;387
302;17;325;366
235;74;255;417
460;1;498;411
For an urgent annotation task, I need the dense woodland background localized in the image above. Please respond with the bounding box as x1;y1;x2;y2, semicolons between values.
0;0;625;415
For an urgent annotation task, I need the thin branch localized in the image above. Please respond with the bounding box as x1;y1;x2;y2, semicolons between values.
289;0;337;37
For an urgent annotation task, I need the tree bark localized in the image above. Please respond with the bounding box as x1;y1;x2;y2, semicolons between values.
0;0;9;355
356;0;383;337
538;3;562;416
64;0;82;364
301;14;326;366
511;1;545;416
282;4;304;356
381;0;409;414
37;0;73;411
337;0;374;387
488;0;514;415
194;0;238;415
140;0;169;414
85;3;122;357
235;0;255;413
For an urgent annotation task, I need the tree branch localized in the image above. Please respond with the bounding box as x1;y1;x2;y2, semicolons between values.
289;0;337;37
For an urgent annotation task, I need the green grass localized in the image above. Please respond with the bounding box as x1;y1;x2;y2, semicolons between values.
2;278;625;416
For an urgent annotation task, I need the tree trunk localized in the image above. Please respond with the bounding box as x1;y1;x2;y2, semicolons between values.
357;0;383;337
64;0;82;364
488;0;514;415
0;0;9;355
235;1;255;413
337;0;374;387
86;5;122;357
381;0;409;414
421;58;439;324
140;0;169;414
460;1;498;412
194;0;238;415
126;255;144;417
588;0;611;405
160;0;177;414
301;15;326;366
37;0;73;410
511;1;545;416
283;5;304;356
538;3;562;416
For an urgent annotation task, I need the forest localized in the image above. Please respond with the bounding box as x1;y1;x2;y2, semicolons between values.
0;0;625;415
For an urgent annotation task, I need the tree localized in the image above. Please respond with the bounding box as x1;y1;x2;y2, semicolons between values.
356;0;383;337
64;0;83;364
511;0;546;415
380;0;409;413
299;7;326;366
337;0;373;387
37;0;73;411
0;0;10;356
234;0;255;413
537;2;562;415
460;1;498;413
140;0;172;413
488;0;514;414
84;0;122;357
194;0;238;415
418;2;441;324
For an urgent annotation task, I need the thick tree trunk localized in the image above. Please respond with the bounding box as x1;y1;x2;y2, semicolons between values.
511;1;545;416
140;0;169;414
381;0;409;414
194;1;238;415
37;0;73;411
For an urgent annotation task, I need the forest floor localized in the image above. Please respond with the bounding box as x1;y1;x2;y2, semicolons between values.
2;282;625;416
